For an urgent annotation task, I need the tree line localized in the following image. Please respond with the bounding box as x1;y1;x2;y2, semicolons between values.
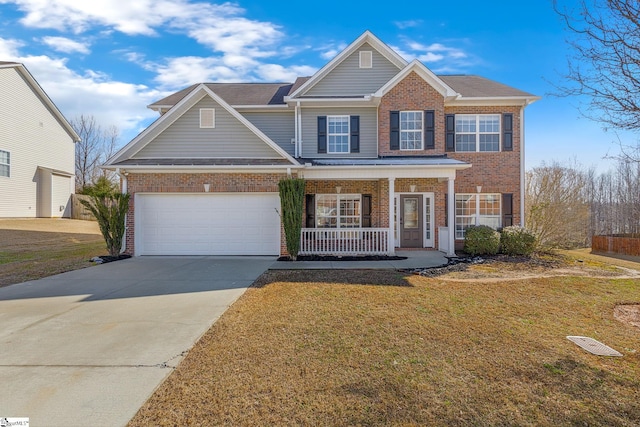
526;159;640;249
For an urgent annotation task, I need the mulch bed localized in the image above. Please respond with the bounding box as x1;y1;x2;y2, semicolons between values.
90;254;132;264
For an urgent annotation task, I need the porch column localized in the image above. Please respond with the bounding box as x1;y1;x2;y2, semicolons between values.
447;178;456;256
388;177;395;255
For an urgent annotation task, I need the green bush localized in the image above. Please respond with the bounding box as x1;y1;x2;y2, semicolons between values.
500;226;537;256
80;193;130;257
463;225;500;256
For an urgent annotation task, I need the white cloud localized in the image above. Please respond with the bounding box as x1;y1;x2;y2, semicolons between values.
317;42;347;60
256;64;317;82
395;39;475;73
0;37;24;57
394;20;422;29
4;0;285;65
154;56;239;87
0;36;160;137
40;36;90;54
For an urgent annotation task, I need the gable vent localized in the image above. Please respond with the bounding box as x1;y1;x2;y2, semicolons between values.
200;108;215;128
359;51;373;69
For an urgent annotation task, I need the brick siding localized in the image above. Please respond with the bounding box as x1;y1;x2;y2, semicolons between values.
379;72;523;228
124;172;285;255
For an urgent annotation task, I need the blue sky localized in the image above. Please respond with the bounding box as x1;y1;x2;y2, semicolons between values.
0;0;630;170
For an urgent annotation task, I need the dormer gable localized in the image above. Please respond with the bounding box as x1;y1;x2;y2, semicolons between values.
375;59;459;100
289;31;407;99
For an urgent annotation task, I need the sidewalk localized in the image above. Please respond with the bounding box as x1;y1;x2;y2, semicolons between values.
269;250;449;270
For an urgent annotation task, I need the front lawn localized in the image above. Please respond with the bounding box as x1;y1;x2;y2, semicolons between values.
0;219;104;287
129;267;640;426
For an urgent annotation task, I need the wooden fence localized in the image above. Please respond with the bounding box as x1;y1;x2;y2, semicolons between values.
71;194;95;221
592;234;640;257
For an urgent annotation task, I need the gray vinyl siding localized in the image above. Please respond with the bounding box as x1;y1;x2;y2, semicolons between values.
0;67;75;218
304;43;402;97
301;107;377;158
134;98;282;159
241;111;295;156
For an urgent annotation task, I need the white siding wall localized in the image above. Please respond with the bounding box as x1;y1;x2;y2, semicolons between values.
301;107;378;158
241;111;295;156
304;43;402;97
134;98;282;159
0;67;75;217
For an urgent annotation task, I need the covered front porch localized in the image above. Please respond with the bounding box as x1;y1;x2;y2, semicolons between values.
297;157;471;257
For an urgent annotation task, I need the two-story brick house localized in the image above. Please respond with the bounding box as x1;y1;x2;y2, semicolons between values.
105;31;538;257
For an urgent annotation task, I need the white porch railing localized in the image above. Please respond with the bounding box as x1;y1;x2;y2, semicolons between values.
300;228;390;255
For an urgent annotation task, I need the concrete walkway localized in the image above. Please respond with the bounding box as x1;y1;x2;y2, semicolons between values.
0;256;274;427
269;250;449;270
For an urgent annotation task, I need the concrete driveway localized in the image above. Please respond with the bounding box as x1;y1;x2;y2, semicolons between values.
0;256;274;427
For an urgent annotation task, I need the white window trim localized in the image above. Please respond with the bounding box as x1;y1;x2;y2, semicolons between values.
400;111;423;151
455;114;500;152
359;51;373;68
327;115;350;154
316;194;362;228
199;108;215;128
0;149;9;178
455;193;502;239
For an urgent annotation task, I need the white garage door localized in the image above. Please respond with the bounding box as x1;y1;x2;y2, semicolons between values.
135;193;281;256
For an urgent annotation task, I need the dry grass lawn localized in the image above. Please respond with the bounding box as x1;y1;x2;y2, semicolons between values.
130;263;640;426
0;219;104;287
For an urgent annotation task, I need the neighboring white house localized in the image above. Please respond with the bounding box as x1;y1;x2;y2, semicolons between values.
0;61;80;218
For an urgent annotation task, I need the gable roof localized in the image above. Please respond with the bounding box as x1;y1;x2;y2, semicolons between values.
149;83;294;111
107;84;298;166
288;30;408;99
439;75;536;98
0;62;80;141
375;59;459;99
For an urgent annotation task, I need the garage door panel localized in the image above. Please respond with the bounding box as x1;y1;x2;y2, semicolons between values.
136;194;280;255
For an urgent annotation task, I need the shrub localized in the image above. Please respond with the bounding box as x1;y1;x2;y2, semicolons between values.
500;226;537;256
80;193;130;257
463;225;500;256
278;178;305;260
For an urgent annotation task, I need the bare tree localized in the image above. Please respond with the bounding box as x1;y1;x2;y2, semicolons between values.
554;0;640;162
527;158;640;248
526;161;591;249
71;115;120;192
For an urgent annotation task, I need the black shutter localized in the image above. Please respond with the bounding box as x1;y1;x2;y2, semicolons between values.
362;194;372;227
502;193;513;227
305;194;316;228
503;113;513;151
390;111;400;150
444;193;448;227
350;115;360;153
445;114;455;152
424;110;435;149
317;116;327;154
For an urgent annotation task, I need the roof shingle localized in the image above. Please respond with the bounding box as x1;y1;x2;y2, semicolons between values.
149;74;535;110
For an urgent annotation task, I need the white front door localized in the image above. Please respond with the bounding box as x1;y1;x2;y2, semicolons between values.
395;193;434;248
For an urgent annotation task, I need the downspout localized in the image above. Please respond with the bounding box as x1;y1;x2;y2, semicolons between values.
297;101;302;158
520;106;525;227
294;103;299;158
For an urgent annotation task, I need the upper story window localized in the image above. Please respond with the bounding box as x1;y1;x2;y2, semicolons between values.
400;111;423;150
455;193;501;239
0;150;9;178
455;114;500;152
327;116;350;153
